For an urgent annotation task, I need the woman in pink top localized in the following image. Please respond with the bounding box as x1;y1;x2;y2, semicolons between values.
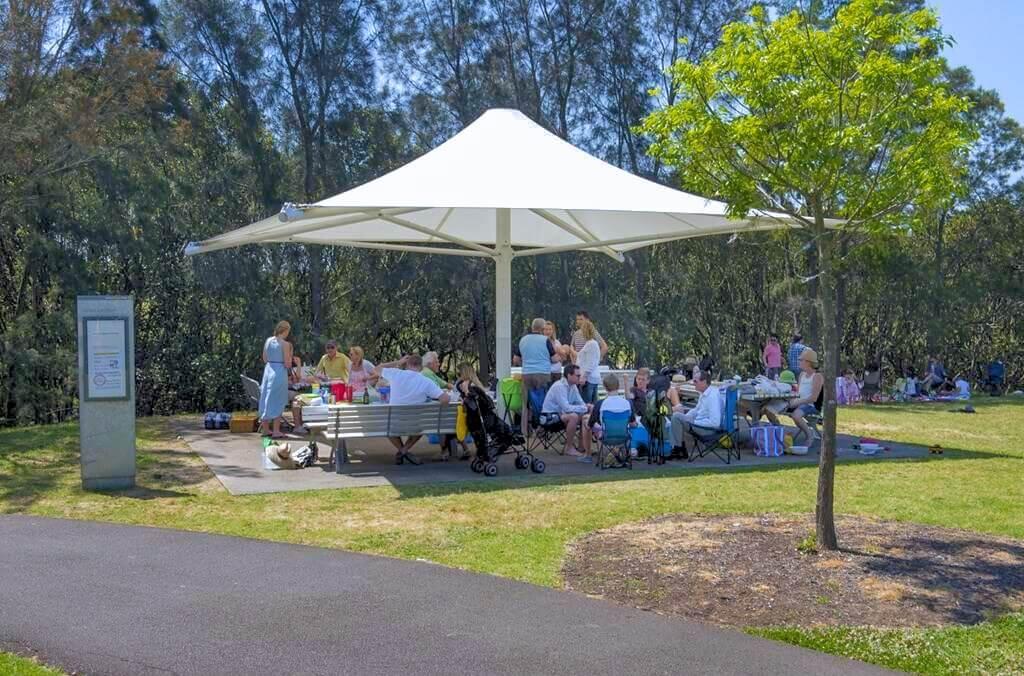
762;334;783;379
346;346;376;395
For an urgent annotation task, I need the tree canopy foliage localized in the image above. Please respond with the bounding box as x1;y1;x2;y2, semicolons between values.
641;0;979;548
1;0;1022;427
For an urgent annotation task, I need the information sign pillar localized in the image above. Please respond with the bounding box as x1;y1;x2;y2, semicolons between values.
76;296;136;490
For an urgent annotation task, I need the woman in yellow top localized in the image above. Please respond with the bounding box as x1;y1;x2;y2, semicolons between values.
314;340;351;382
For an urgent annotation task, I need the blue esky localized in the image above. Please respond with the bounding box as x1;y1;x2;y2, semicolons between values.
930;0;1024;122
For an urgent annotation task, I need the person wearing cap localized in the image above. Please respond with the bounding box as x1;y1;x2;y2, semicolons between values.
315;340;351;382
788;348;824;445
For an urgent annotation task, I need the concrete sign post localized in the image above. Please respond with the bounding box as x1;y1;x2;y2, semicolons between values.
77;296;136;490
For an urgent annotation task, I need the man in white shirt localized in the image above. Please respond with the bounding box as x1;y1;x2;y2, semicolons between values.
541;364;592;460
670;371;722;459
374;354;450;465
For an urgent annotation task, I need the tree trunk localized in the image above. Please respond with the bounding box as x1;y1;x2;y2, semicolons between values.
927;210;948;355
309;245;323;340
471;272;491;380
805;244;821;350
813;204;840;551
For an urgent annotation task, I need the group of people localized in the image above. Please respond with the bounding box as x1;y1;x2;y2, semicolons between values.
762;336;995;405
258;318;1010;470
256;321;377;438
258;320;492;465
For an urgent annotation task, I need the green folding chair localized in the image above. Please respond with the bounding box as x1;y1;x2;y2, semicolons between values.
499;377;523;427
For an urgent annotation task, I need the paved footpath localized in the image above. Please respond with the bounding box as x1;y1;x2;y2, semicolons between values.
0;516;889;675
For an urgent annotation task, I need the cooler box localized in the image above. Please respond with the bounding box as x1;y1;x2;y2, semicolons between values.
230;415;258;433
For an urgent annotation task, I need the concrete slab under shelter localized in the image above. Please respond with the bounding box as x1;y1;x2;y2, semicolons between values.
175;417;931;496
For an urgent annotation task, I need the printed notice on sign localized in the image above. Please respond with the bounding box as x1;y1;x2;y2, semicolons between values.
85;319;128;399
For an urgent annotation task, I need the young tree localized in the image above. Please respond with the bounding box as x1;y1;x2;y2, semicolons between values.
642;0;975;549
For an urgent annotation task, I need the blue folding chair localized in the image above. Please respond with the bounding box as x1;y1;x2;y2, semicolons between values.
527;387;566;453
690;386;740;464
597;409;633;470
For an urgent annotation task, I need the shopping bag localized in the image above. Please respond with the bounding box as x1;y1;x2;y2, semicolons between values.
752;424;784;457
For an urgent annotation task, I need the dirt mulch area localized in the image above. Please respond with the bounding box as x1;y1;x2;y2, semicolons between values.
563;514;1024;628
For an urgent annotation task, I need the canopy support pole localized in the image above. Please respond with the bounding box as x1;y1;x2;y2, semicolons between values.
495;208;513;409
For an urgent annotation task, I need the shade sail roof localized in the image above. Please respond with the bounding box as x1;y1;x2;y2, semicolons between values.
185;108;830;259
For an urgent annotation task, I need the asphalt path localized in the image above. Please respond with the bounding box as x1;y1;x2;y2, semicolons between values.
0;516;889;675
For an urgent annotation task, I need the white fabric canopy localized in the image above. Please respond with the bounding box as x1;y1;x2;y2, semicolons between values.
185;108;830;381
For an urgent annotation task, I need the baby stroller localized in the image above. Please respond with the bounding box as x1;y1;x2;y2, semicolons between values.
462;384;545;477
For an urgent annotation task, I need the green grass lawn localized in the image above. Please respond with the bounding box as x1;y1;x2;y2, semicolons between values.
0;652;63;676
2;398;1024;674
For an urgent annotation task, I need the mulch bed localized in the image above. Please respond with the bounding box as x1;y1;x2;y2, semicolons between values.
562;514;1024;628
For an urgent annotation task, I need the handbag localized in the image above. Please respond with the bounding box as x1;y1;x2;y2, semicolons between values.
456;404;469;442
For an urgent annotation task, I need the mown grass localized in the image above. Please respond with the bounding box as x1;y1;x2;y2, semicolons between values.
2;397;1024;674
752;612;1024;675
0;652;64;676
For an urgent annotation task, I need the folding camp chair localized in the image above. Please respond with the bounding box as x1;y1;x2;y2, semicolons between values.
526;387;567;453
240;374;261;408
597;409;633;470
689;386;740;464
499;377;523;427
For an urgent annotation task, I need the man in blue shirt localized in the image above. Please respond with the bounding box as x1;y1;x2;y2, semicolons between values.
519;317;557;436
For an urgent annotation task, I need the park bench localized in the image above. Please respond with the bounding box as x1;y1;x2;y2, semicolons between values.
302;403;458;471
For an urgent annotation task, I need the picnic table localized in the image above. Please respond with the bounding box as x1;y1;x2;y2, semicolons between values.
302;402;458;470
674;381;797;403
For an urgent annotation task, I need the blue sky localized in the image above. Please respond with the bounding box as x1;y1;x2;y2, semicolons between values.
931;0;1023;122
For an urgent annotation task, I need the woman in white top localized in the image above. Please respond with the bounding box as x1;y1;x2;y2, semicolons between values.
575;319;601;404
787;348;824;446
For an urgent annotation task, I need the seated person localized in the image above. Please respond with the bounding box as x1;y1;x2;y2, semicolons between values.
540;364;592;461
862;363;881;400
314;340;351;383
421;351;448;388
837;369;861;405
591;374;634;435
373;354;451;465
627;367;681;418
920;357;946;395
670;371;722;459
787;349;824;445
346;346;375;396
904;370;919;399
954;375;971;399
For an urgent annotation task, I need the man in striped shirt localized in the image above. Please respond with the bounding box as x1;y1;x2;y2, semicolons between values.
570;310;608;359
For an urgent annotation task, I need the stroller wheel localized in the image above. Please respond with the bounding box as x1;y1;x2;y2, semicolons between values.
483;463;499;477
530;458;546;474
514;454;530;470
470;459;485;473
